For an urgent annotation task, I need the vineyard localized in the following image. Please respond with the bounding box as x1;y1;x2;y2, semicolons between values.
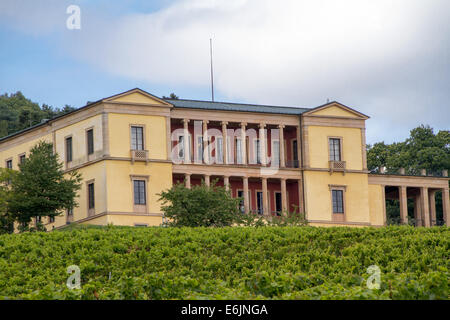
0;225;448;300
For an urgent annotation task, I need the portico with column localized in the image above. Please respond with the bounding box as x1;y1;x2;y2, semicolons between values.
170;117;301;168
370;174;450;227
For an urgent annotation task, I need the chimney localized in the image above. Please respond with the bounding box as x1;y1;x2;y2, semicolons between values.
443;169;448;177
399;168;405;175
420;169;426;176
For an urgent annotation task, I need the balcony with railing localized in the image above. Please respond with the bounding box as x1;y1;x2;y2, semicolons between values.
131;149;149;164
329;160;346;174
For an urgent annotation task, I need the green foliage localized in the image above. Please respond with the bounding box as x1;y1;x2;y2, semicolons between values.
7;141;82;231
162;93;179;99
0;168;17;234
0;226;447;300
0;91;76;138
367;125;450;174
158;181;241;227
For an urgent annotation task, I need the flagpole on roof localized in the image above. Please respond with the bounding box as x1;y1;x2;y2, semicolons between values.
210;38;214;102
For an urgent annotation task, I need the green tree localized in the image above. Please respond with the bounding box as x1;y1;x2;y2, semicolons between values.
0;91;78;138
367;125;450;175
162;93;179;100
158;181;240;227
367;142;390;173
0;168;17;234
8;141;82;232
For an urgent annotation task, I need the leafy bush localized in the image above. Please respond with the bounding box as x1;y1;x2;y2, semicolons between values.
0;225;448;300
158;182;240;227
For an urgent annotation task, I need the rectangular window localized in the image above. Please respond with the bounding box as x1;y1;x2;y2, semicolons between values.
87;129;94;155
293;140;299;168
6;159;12;169
272;140;280;167
131;126;144;150
275;192;282;215
19;154;26;164
178;135;184;159
66;137;73;162
236;138;242;164
237;190;251;213
329;138;341;161
197;136;203;162
332;190;344;213
237;190;245;213
255;139;261;164
133;180;146;205
226;136;232;163
88;183;95;209
256;191;263;215
216;137;223;163
49;216;55;223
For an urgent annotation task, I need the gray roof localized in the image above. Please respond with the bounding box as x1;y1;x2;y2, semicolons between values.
165;99;310;115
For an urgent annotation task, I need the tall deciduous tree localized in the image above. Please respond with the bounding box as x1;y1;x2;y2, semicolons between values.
367;125;450;174
8;141;82;232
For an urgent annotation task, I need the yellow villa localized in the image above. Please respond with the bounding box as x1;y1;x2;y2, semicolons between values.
0;88;448;230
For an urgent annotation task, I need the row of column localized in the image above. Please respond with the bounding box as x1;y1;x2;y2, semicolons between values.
397;186;449;227
181;119;298;168
184;173;303;215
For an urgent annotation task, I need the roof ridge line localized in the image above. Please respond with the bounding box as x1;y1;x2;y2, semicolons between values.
164;98;308;110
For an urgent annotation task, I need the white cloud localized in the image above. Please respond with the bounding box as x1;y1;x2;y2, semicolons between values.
1;0;449;143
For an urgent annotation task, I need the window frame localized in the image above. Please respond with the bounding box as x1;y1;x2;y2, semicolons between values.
255;190;263;215
65;135;73;164
5;158;12;169
254;138;261;165
130;125;145;151
133;180;147;205
271;139;280;167
329;184;346;222
328;137;343;162
86;127;94;156
235;137;242;164
18;153;26;165
130;175;149;213
237;189;252;213
274;191;282;216
195;135;203;163
291;139;299;168
86;180;95;216
216;136;223;164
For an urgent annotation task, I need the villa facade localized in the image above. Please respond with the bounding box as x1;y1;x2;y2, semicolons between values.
0;88;448;229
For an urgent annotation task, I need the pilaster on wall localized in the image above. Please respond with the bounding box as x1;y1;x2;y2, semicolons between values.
102;112;110;157
361;127;367;171
301;125;309;168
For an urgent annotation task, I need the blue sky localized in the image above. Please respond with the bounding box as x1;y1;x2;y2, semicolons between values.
0;0;449;144
0;0;211;108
